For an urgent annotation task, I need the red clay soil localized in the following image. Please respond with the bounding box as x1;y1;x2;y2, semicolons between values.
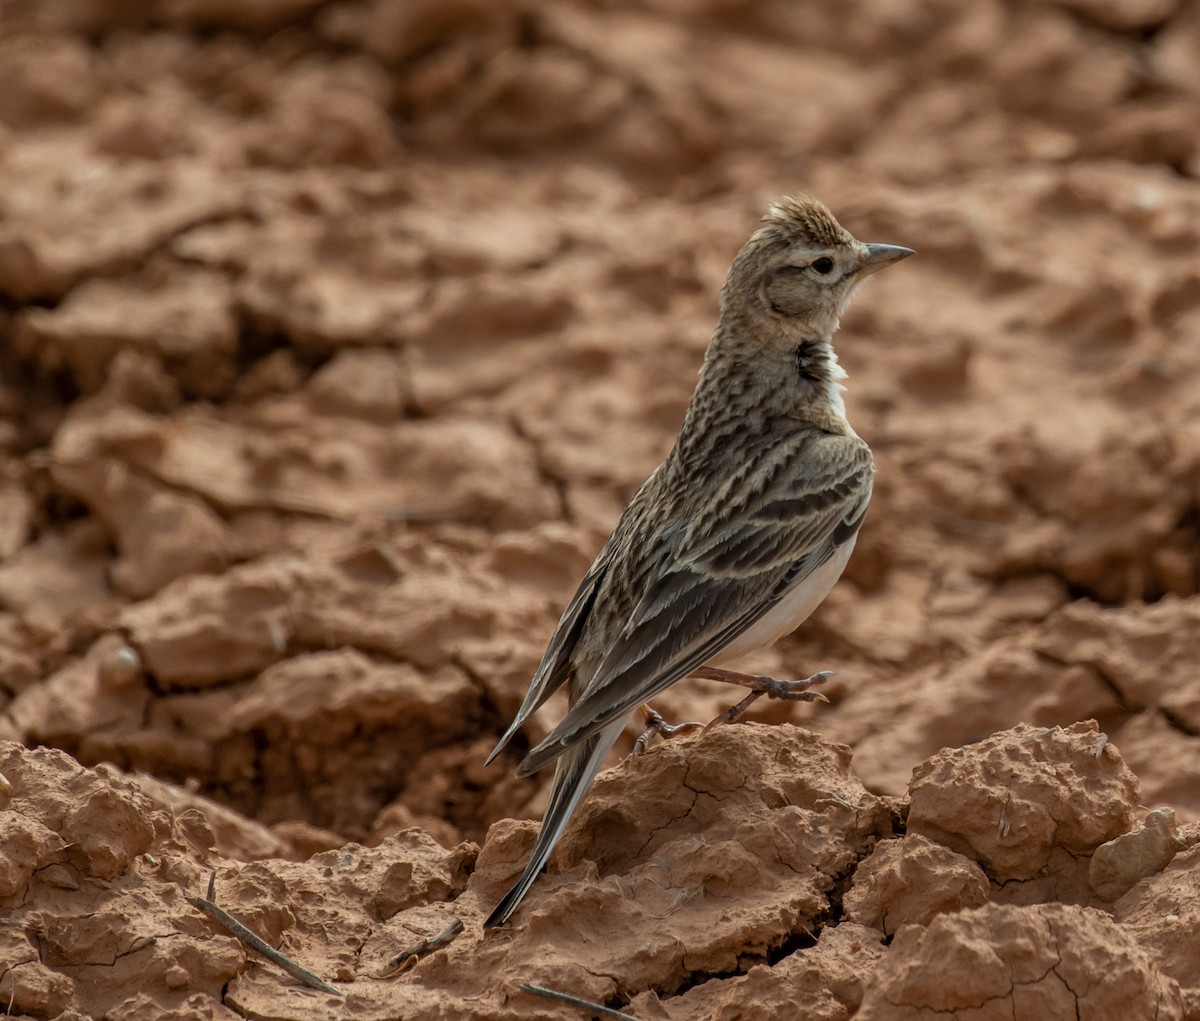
2;1;1200;1019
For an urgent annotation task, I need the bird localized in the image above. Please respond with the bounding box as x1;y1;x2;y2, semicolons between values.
483;194;913;928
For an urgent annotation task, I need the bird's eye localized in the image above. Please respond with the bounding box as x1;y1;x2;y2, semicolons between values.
811;257;834;275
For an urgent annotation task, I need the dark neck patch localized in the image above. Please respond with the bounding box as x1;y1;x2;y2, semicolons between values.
793;340;833;385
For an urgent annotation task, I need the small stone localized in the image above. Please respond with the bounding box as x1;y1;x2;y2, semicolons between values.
97;645;143;691
1090;808;1184;902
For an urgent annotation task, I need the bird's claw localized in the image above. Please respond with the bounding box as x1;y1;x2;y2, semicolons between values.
703;670;834;731
761;669;833;702
631;706;704;758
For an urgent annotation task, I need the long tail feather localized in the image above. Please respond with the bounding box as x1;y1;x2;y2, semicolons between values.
484;719;624;928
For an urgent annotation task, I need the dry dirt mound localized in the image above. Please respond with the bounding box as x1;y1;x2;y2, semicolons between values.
4;723;1196;1019
2;0;1200;1018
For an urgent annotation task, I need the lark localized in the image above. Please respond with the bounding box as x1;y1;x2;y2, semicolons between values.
484;195;913;927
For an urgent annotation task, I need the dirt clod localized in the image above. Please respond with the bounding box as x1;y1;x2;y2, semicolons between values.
857;902;1185;1020
907;721;1140;883
844;833;991;936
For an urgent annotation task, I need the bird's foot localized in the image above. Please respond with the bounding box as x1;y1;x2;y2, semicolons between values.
630;704;704;758
693;666;832;731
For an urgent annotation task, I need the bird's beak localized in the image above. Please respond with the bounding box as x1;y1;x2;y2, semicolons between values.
857;243;915;278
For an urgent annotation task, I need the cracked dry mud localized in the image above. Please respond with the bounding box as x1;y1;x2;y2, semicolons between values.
2;0;1200;1019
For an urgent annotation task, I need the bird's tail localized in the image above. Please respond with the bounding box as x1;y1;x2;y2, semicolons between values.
483;719;624;928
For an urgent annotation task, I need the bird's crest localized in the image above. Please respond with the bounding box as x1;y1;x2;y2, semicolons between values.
760;194;851;248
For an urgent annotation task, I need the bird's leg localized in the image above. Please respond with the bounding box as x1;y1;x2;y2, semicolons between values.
693;666;832;730
630;704;704;757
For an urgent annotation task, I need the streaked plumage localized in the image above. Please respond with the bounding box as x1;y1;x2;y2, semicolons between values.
484;195;913;928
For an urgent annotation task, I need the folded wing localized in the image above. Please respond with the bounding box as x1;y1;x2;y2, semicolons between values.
518;431;872;776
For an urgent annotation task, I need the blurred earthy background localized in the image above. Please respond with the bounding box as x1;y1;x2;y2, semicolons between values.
1;0;1199;1018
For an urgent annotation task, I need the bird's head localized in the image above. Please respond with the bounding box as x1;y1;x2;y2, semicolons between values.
720;194;913;340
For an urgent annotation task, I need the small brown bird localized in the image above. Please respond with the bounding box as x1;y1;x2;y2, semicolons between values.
485;195;912;927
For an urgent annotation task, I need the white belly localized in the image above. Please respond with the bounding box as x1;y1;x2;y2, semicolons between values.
709;537;857;666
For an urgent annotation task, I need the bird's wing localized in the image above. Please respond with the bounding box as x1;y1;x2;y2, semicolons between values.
484;534;618;765
518;431;872;776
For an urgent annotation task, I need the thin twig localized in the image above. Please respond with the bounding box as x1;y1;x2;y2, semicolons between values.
373;917;465;978
188;879;342;997
518;982;640;1021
